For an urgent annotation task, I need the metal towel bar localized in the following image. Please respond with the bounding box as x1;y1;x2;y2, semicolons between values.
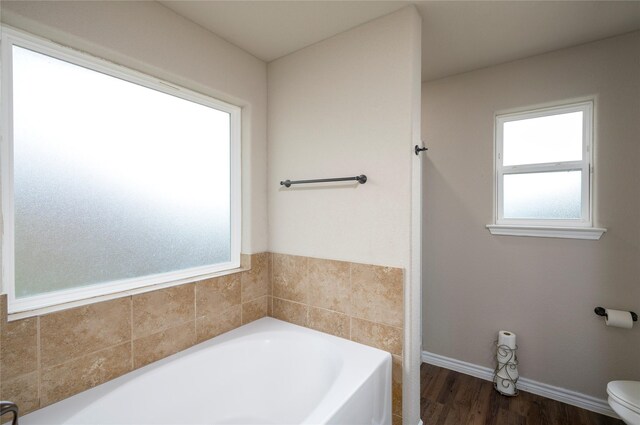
280;175;367;188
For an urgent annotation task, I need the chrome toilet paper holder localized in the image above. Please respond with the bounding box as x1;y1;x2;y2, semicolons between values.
594;307;638;322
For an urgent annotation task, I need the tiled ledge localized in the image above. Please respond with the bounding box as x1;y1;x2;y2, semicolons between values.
7;264;253;322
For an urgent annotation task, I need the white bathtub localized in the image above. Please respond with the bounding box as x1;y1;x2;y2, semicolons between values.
22;317;392;424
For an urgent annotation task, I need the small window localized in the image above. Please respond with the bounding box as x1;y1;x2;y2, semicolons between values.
489;101;605;239
1;29;241;313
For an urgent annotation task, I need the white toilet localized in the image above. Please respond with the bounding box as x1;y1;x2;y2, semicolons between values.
608;381;640;425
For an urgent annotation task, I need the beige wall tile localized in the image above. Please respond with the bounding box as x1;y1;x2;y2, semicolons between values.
196;274;241;318
1;293;5;396
1;318;38;380
196;305;241;343
272;298;308;327
307;258;350;314
40;297;131;367
40;343;131;407
0;293;7;326
242;296;268;325
308;307;349;339
132;284;195;339
272;253;308;303
133;321;196;369
350;317;402;355
269;254;274;298
1;372;39;415
267;295;273;317
241;253;270;302
392;354;403;417
240;253;251;269
351;264;403;328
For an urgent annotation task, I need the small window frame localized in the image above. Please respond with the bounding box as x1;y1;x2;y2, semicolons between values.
494;101;593;228
1;27;242;314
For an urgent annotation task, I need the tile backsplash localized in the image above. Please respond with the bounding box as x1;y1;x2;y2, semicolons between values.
269;253;404;423
0;252;403;423
0;252;270;417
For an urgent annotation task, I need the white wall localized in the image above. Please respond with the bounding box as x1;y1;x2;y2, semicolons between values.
268;7;422;422
268;7;419;269
1;0;268;254
422;31;640;400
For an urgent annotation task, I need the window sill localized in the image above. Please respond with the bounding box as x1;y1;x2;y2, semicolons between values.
7;265;250;321
486;225;606;240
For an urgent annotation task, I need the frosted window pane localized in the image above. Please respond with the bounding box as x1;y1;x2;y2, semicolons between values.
503;171;582;219
503;111;583;166
12;46;232;298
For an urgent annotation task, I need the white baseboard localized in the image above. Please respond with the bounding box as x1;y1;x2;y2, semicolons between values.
421;351;617;419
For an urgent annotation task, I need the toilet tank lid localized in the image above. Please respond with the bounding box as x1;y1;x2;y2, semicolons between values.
608;381;640;411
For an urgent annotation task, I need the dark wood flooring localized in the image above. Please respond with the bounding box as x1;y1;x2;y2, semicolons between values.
421;363;623;425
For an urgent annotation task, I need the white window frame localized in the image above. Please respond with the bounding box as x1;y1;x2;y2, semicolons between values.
487;100;606;240
1;27;242;314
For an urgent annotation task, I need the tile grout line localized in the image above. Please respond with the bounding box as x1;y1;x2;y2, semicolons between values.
136;318;197;341
349;313;404;331
243;293;270;305
350;315;403;331
40;340;133;371
192;313;197;346
196;304;242;323
271;296;309;307
268;296;404;332
309;304;350;316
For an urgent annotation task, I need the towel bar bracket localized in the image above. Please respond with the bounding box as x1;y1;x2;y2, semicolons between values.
415;145;428;156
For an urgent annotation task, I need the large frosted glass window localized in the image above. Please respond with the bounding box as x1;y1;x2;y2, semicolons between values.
2;31;240;312
495;102;592;226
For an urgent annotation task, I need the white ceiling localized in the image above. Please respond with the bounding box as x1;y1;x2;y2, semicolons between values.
417;1;640;81
160;1;640;82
